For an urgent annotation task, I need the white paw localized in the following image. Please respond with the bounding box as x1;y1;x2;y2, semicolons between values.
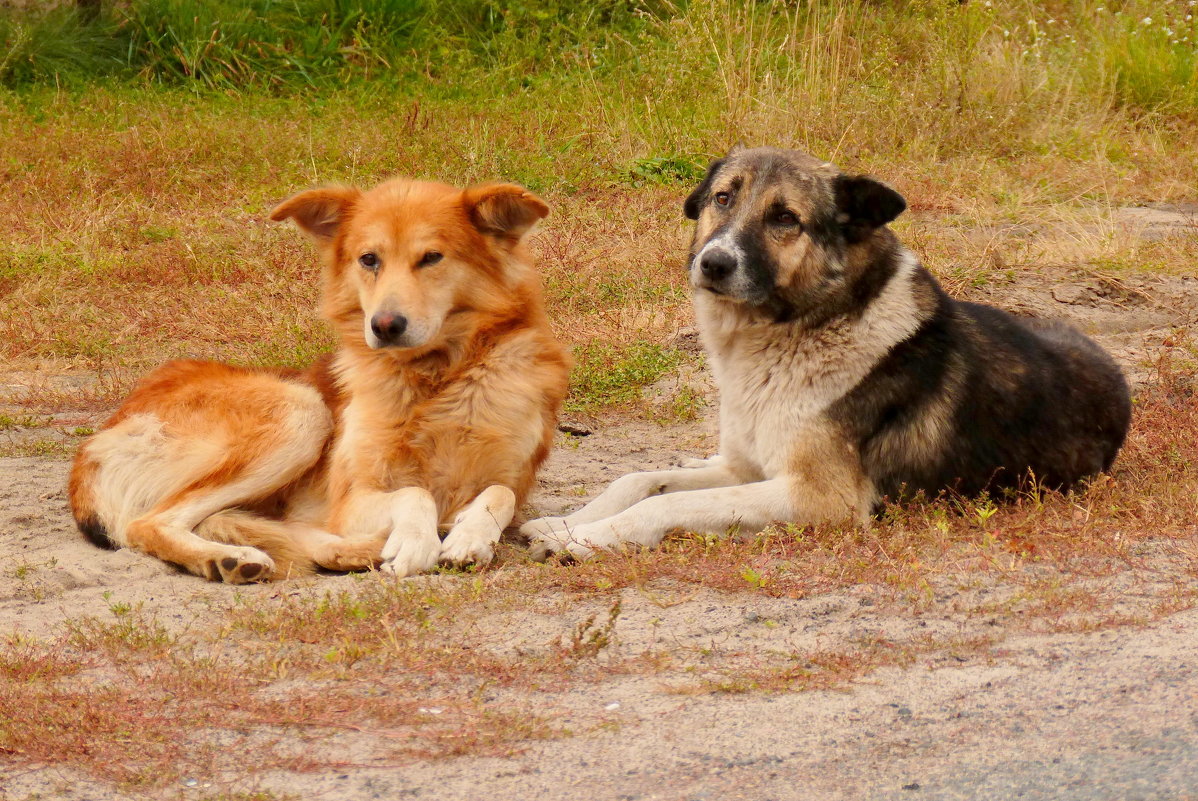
526;532;593;562
439;528;495;567
380;530;442;578
526;521;622;562
518;515;570;542
211;546;275;584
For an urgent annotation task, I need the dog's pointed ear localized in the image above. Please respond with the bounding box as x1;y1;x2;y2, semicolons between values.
463;183;549;241
683;158;726;220
833;175;906;239
270;186;361;242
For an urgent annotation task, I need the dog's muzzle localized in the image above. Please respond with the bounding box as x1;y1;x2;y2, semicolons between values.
369;311;409;347
700;248;736;281
692;245;740;293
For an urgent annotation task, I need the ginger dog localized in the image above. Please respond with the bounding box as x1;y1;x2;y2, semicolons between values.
70;178;570;581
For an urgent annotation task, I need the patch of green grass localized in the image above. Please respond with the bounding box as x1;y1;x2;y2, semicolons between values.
650;381;704;424
0;413;49;430
139;225;177;243
46;326;116;362
1089;9;1198;113
0;244;79;282
0;438;73;458
0;4;123;86
566;341;684;414
117;0;425;90
625;155;709;187
0;0;659;91
241;323;337;370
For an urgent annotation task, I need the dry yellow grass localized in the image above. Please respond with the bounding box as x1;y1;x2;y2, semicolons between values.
4;0;1198;413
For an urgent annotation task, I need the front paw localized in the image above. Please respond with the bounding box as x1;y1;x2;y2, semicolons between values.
526;524;614;563
517;515;569;543
380;531;441;578
439;528;494;568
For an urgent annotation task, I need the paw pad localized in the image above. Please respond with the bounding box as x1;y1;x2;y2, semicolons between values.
208;549;273;583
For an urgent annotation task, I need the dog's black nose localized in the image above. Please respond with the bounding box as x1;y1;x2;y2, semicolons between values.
699;249;737;281
370;312;408;344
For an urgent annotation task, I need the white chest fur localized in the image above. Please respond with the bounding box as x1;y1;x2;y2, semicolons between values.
697;251;924;477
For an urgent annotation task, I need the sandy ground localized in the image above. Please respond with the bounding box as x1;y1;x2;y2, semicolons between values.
2;207;1198;800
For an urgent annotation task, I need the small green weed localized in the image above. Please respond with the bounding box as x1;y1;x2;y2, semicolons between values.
651;383;705;424
740;566;769;590
559;599;621;659
0;413;49;429
0;439;73;458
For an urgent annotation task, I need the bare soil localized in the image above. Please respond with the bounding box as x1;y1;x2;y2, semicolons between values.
2;209;1198;800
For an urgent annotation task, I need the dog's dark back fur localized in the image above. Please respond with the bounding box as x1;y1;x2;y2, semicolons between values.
684;146;1131;504
832;282;1130;500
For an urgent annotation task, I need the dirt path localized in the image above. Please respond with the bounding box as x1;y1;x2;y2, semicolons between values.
3;454;1198;801
2;255;1198;800
228;611;1198;801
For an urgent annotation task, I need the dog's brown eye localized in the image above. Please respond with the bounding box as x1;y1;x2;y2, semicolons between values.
775;211;799;226
359;252;380;270
419;251;443;267
714;192;730;207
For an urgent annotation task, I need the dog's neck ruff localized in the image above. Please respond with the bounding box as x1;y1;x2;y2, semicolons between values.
699;248;927;421
331;305;530;407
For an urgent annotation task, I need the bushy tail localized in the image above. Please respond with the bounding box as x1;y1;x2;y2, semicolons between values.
68;447;117;550
196;510;316;579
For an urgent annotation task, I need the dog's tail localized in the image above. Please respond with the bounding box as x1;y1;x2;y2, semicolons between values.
195;511;316;579
68;445;118;550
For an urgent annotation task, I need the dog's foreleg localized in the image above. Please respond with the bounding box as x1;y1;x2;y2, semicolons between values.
378;487;442;578
439;485;516;568
528;478;810;561
519;463;741;541
529;473;871;561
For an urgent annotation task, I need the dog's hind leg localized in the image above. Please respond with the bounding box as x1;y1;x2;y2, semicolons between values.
281;522;388;573
519;463;742;542
195;511;317;579
127;423;330;582
129;501;278;584
78;376;333;582
439;485;516;567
